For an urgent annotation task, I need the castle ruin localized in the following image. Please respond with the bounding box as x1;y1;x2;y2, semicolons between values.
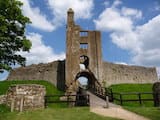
7;9;158;91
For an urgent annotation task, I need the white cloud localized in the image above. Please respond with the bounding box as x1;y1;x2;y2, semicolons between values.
132;15;160;66
47;0;94;28
17;33;65;65
115;62;128;65
20;0;55;32
94;0;160;68
112;0;122;7
19;0;94;31
94;8;133;33
121;7;142;19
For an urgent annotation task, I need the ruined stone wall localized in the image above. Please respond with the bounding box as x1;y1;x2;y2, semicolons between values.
7;60;65;91
102;62;158;86
6;84;46;111
0;95;6;104
7;60;158;88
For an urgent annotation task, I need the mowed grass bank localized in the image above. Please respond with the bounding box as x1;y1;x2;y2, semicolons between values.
109;84;160;120
0;107;119;120
0;80;63;95
109;83;153;106
0;80;119;120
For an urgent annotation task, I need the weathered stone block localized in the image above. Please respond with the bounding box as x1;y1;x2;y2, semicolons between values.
0;95;7;104
6;84;46;111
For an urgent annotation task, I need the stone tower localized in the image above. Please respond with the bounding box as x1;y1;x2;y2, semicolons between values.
65;8;103;91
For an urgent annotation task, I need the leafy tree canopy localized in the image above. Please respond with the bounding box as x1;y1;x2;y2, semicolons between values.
0;0;31;72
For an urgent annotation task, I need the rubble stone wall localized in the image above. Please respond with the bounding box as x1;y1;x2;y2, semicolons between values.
6;84;46;111
0;95;6;104
7;60;158;88
102;62;158;86
7;60;65;91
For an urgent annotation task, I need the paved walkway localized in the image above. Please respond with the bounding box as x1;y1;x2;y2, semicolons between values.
87;91;150;120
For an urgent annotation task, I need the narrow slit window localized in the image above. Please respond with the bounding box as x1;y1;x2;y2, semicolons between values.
80;43;88;49
80;31;88;37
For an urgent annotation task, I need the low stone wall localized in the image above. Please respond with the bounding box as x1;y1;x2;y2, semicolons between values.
6;84;46;111
0;95;6;104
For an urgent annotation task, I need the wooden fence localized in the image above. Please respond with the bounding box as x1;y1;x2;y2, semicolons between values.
112;92;155;105
45;94;90;107
105;88;159;106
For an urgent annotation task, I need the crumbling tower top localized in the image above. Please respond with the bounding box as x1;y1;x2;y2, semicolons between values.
67;8;74;25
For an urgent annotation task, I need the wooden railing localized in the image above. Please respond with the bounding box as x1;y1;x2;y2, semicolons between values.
105;89;159;106
89;80;106;100
45;94;90;107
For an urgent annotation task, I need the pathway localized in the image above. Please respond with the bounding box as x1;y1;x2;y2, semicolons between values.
87;91;150;120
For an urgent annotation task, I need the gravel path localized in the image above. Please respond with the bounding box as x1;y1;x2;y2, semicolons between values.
87;91;150;120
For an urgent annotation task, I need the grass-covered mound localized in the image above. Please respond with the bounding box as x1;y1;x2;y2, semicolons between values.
108;83;153;107
108;84;160;120
109;83;152;93
0;80;63;95
124;107;160;120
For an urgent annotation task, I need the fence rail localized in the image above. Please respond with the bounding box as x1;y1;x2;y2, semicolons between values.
45;94;90;107
105;88;160;106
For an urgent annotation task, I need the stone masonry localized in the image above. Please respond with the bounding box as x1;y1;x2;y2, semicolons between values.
0;95;6;104
6;84;46;111
66;8;102;90
7;61;158;88
7;8;158;90
102;62;158;86
7;60;65;91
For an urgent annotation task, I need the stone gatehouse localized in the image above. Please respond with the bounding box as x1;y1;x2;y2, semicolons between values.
7;9;158;91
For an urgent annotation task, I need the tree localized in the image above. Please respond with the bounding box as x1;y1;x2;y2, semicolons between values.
0;0;31;72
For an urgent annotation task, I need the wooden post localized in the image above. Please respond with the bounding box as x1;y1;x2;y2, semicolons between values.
44;96;47;108
20;97;24;112
138;93;142;105
111;89;114;102
11;98;15;112
120;94;123;105
105;96;109;108
88;95;90;106
67;95;69;107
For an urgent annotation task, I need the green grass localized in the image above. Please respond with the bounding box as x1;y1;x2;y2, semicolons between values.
0;107;119;120
0;80;120;120
109;83;152;93
108;83;154;107
0;80;63;95
124;106;160;120
107;84;160;120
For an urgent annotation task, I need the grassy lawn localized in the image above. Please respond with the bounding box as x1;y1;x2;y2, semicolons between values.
0;80;64;95
109;83;152;93
0;106;119;120
0;80;120;120
108;84;160;120
124;106;160;120
108;83;153;106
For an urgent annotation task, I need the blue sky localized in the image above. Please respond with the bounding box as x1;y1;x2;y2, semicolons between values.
0;0;160;80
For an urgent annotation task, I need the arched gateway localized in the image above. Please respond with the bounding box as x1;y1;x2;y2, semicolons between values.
65;8;104;95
